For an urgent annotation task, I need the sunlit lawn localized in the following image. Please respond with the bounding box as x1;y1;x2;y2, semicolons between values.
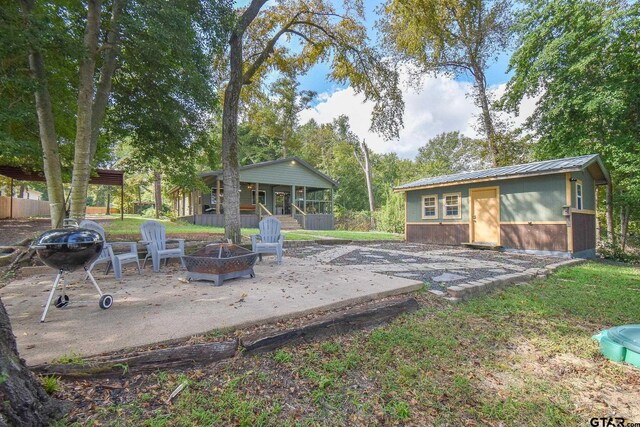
57;262;640;426
99;215;401;241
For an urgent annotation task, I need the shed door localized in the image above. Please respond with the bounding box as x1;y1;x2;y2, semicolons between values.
471;188;499;244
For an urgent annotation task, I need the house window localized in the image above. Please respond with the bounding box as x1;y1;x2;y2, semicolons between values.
252;190;266;205
422;195;438;219
576;181;583;210
443;193;461;218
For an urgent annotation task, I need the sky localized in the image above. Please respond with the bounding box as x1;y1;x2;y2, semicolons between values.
290;0;535;159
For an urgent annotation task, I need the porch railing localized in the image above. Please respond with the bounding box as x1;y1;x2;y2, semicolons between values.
258;202;272;219
291;203;306;229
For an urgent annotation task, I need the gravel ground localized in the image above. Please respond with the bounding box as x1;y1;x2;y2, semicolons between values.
290;242;563;292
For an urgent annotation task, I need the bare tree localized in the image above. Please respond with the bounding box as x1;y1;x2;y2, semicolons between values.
354;139;376;230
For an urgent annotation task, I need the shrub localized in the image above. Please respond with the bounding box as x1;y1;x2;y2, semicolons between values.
334;209;372;231
375;189;405;234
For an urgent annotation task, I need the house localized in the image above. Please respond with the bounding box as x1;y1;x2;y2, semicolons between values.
394;154;610;258
170;157;338;230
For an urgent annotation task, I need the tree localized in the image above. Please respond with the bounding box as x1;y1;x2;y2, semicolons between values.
218;0;404;243
502;0;640;247
382;0;513;166
353;138;376;229
415;131;486;177
0;299;64;424
9;0;230;226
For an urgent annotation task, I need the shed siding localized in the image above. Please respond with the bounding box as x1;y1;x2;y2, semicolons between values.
498;175;566;222
406;173;566;223
572;212;596;252
239;162;333;188
406;223;469;245
501;224;568;252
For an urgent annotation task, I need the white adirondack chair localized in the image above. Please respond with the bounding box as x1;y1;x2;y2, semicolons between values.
140;220;185;272
80;220;141;280
250;217;284;264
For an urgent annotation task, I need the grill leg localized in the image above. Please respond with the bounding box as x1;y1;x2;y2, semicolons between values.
41;269;63;323
85;267;103;297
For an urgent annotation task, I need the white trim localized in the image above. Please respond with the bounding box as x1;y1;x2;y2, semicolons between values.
575;180;583;210
443;192;462;219
421;194;438;219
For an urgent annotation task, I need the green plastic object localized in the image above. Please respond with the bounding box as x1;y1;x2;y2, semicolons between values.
593;325;640;368
607;324;640;354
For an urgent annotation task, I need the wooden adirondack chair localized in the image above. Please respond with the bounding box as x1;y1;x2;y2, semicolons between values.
140;220;185;272
80;220;141;280
250;217;284;264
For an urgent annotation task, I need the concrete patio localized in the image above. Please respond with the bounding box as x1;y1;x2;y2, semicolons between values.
1;242;567;366
2;252;423;366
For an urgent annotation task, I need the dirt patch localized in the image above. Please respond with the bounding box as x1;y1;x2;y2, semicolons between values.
0;218;51;245
483;339;640;420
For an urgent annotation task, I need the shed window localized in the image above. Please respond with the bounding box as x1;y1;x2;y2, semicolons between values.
443;193;461;218
576;181;583;210
422;195;438;219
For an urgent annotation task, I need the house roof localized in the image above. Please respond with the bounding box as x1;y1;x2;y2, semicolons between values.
200;157;339;187
394;154;610;192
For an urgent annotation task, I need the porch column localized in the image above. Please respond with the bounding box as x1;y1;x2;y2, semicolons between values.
182;191;186;216
330;187;334;213
216;177;221;214
255;182;260;216
303;186;307;214
9;178;13;219
291;185;295;217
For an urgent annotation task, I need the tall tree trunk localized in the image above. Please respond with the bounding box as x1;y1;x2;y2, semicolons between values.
18;185;25;198
221;0;268;244
89;0;124;161
106;192;111;215
69;0;102;220
620;205;629;253
354;140;376;230
595;187;601;245
20;0;66;229
471;64;498;166
605;180;615;246
0;298;65;424
222;30;244;244
154;171;162;219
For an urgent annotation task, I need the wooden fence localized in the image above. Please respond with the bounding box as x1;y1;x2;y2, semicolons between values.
0;198;120;219
0;196;50;218
86;206;120;215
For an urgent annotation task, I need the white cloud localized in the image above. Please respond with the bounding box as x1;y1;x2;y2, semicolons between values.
299;75;537;160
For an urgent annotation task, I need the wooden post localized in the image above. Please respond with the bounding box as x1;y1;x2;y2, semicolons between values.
291;185;295;217
303;186;307;214
255;182;260;216
120;177;124;220
182;191;186;217
330;187;333;214
216;177;221;214
9;178;13;219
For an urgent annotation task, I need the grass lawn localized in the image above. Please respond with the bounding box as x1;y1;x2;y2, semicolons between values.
99;215;401;241
55;262;640;425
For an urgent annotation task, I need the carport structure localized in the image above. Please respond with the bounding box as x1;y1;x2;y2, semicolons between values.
0;165;125;220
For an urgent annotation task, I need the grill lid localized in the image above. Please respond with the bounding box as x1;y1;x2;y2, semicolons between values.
33;228;104;272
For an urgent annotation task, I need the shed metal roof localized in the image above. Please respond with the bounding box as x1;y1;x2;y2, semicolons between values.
394;154;610;191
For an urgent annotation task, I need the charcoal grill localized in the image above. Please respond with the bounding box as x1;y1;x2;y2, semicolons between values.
182;243;257;286
32;227;114;322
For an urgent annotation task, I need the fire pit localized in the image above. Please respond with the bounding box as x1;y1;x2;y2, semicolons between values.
182;243;257;286
32;227;113;322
